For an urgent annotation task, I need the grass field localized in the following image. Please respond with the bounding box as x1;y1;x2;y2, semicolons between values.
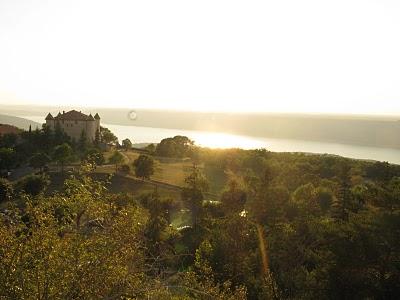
10;149;225;203
47;171;182;199
113;150;227;193
121;150;193;187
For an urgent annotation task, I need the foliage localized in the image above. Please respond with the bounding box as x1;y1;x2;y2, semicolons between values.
0;147;16;171
109;150;124;172
182;164;209;226
78;129;88;153
122;138;133;150
0;136;400;299
0;178;13;202
118;163;131;175
220;179;247;215
16;174;50;196
133;154;155;180
29;152;51;171
145;143;156;154
0;133;18;148
155;135;194;158
53;143;73;172
100;126;118;145
84;148;105;166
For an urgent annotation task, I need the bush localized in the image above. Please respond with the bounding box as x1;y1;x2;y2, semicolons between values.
118;164;131;175
0;178;13;202
16;174;50;196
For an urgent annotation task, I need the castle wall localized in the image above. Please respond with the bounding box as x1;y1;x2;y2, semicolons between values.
45;111;100;143
48;120;97;142
46;120;55;130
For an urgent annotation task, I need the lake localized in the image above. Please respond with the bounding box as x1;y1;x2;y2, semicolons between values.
21;115;400;164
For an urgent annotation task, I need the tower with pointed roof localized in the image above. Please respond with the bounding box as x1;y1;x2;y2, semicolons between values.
45;110;101;142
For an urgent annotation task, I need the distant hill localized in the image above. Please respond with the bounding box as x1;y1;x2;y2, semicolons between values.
0;114;41;131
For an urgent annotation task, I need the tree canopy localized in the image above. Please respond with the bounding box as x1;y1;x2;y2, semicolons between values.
133;154;154;180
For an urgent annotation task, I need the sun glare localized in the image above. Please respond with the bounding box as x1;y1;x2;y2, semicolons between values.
190;132;266;149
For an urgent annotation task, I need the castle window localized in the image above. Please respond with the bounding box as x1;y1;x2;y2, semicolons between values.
75;121;78;124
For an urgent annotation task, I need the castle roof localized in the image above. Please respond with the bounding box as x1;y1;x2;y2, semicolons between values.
45;113;54;120
94;113;100;120
53;110;97;121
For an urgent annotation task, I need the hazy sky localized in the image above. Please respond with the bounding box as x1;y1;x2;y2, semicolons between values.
1;0;400;114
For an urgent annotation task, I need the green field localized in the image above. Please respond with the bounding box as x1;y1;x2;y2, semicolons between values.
106;150;227;194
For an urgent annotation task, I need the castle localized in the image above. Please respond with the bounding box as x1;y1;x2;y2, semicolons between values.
45;110;100;142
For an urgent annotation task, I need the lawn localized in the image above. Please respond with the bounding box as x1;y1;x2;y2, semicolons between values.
47;171;182;199
112;150;193;187
112;150;227;193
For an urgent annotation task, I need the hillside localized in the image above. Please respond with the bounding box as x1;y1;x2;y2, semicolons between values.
0;113;41;130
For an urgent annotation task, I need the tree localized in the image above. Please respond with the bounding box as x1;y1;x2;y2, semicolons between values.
84;148;105;167
101;126;118;145
0;178;12;203
16;174;49;196
181;164;209;225
78;130;88;153
155;135;194;158
121;138;133;151
109;151;124;172
145;143;155;154
53;122;70;145
315;186;334;212
53;143;73;173
0;133;18;148
332;163;352;220
0;147;16;172
29;153;51;172
40;125;54;152
94;129;101;146
220;179;247;215
133;154;154;180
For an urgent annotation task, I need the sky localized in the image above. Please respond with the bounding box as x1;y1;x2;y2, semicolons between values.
0;0;400;114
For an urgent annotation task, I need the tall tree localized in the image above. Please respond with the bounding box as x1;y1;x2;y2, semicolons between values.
29;153;51;173
109;151;124;172
133;154;154;180
220;179;247;215
53;143;73;173
0;148;16;172
100;127;118;145
332;163;352;220
84;148;105;167
78;130;88;153
181;163;209;225
94;128;101;146
122;138;133;151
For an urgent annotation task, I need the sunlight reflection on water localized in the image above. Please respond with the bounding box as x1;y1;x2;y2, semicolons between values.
103;123;400;164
